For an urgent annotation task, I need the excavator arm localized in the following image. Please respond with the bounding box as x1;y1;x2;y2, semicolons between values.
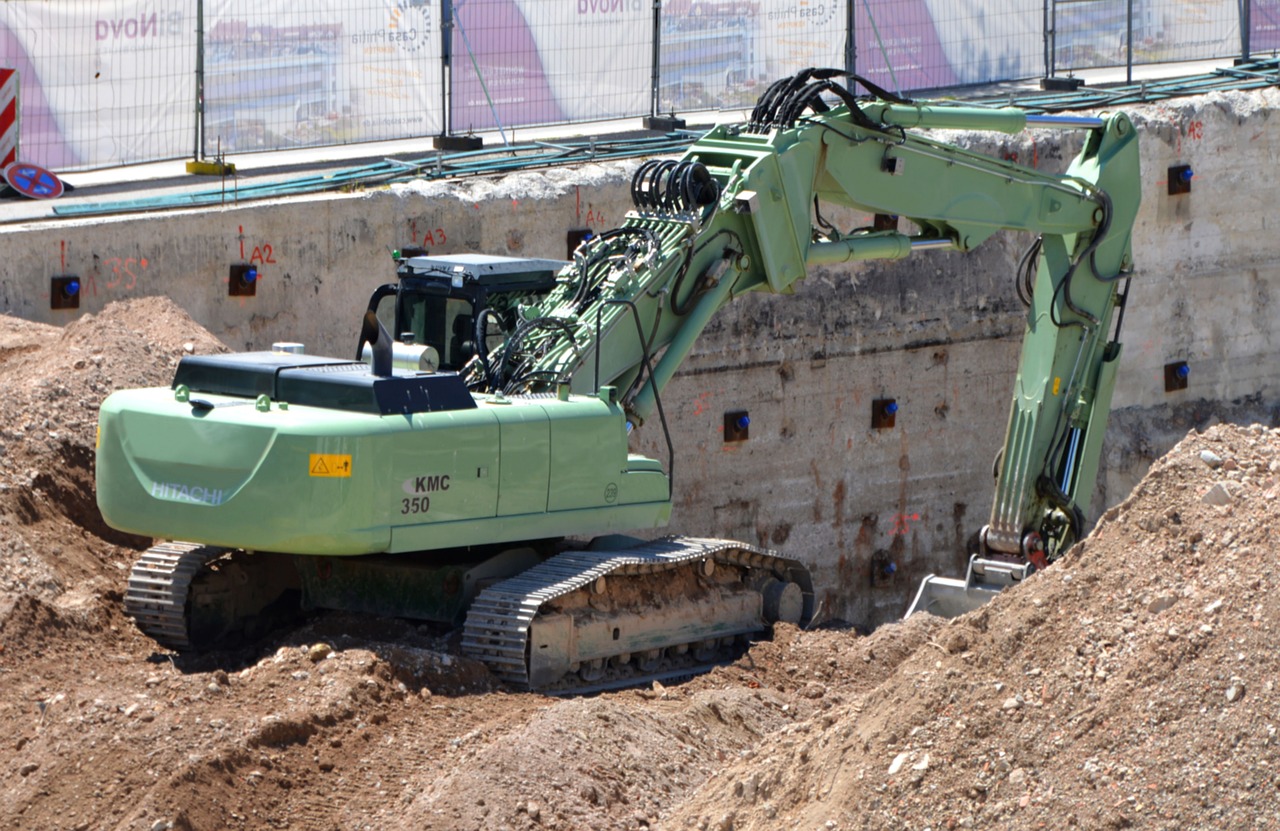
475;69;1140;608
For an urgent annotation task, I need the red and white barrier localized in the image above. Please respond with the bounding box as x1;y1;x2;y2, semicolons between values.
0;67;17;169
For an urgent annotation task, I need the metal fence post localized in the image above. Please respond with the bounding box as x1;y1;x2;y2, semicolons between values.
441;0;452;135
845;0;856;78
1043;0;1052;80
442;0;453;136
1126;0;1134;83
185;0;232;174
434;0;481;150
194;0;204;162
1040;0;1083;90
643;0;684;132
648;0;660;118
1241;0;1252;61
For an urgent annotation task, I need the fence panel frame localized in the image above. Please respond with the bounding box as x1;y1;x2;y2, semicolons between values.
2;0;1268;172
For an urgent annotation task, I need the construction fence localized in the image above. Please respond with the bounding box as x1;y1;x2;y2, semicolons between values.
2;0;1275;171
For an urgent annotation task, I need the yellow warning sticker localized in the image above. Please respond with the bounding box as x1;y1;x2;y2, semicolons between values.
309;453;352;478
1052;377;1062;396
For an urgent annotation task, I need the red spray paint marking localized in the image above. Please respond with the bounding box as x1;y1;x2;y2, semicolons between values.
890;513;920;536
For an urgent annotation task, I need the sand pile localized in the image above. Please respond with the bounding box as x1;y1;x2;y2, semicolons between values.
667;421;1280;830
1;298;1277;830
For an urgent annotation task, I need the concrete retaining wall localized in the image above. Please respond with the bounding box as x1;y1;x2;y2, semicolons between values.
4;88;1277;628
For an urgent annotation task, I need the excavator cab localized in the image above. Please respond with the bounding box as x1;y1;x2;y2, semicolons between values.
363;253;566;374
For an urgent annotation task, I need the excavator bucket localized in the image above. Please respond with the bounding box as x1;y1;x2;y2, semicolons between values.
905;556;1033;619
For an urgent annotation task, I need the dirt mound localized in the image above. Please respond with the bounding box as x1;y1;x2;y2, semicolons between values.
396;617;941;831
2;295;1278;831
0;298;228;598
667;421;1280;830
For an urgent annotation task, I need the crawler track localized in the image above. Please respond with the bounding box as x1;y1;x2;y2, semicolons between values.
123;542;227;650
125;535;813;695
461;536;814;692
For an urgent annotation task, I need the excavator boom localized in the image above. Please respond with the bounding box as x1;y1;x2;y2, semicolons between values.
471;71;1138;619
472;81;1139;437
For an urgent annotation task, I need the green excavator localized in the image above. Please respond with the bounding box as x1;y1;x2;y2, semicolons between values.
96;70;1140;692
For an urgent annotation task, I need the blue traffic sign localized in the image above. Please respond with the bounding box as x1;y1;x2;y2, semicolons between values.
4;162;65;199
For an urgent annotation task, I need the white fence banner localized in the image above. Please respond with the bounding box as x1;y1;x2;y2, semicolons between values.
1053;0;1241;71
449;0;651;132
656;0;846;115
204;0;443;153
756;0;848;80
0;0;1267;172
1;1;195;170
1256;0;1280;50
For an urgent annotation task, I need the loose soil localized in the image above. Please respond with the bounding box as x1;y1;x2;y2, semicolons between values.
1;298;1278;830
